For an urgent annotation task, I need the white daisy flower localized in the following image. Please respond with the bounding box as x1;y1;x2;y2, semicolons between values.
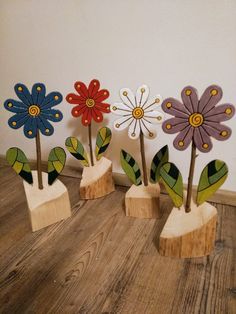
111;85;163;140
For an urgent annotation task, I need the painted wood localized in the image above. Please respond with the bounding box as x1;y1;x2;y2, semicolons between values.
125;182;162;218
23;171;71;231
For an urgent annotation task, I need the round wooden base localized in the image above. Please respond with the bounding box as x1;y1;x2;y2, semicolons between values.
23;171;71;232
80;157;115;199
159;198;217;258
125;183;162;219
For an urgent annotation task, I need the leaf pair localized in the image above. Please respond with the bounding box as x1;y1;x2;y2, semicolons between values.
65;127;112;166
6;147;66;186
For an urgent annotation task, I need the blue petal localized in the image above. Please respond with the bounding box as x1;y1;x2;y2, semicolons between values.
31;83;46;105
41;92;63;109
14;83;33;107
37;116;54;136
8;113;29;130
23;117;38;138
41;109;63;122
4;99;28;113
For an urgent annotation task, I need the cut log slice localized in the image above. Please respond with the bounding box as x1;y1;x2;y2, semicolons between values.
80;157;115;199
23;171;71;232
159;198;217;258
125;183;162;219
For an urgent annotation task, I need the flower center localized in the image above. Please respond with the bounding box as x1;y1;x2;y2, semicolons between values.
86;98;95;108
28;105;40;117
189;113;204;127
132;107;144;119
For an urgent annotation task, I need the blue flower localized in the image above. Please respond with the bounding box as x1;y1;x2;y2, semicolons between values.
4;83;63;138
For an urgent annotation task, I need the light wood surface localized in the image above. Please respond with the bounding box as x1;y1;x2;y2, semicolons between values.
0;164;235;313
80;157;115;199
23;171;71;232
125;183;162;218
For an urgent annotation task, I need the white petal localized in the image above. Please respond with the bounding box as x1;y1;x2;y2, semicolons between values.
111;102;133;116
128;119;141;140
136;84;149;107
143;110;164;124
142;95;162;110
120;88;136;109
113;115;133;131
140;119;157;139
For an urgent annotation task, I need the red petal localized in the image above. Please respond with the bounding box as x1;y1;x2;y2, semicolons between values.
81;108;92;126
88;79;100;98
95;102;110;113
66;93;86;105
74;81;89;98
92;108;103;123
71;105;86;117
94;89;110;102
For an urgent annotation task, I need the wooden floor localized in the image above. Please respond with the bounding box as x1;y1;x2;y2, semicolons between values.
0;165;235;314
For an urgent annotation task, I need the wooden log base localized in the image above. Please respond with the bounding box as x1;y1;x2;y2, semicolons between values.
125;183;162;219
80;157;115;199
159;198;217;258
23;171;71;232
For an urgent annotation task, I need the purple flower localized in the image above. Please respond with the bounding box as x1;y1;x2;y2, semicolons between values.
162;85;235;152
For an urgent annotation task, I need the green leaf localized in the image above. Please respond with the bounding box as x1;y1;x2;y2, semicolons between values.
48;147;66;185
95;127;112;160
120;149;142;186
160;162;183;208
150;145;169;183
197;160;228;205
6;147;33;184
65;137;89;167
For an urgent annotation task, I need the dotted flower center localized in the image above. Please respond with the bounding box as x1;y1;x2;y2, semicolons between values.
28;105;41;117
132;107;144;119
86;98;95;108
189;113;204;127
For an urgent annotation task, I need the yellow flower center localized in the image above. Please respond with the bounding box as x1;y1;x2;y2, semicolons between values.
28;105;40;117
86;98;95;107
132;107;144;119
189;113;204;127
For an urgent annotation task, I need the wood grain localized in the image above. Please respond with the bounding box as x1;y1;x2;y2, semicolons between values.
0;164;235;313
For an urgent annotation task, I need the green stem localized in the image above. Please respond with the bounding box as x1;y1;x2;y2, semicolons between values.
36;130;43;189
139;131;148;186
88;123;94;166
185;141;197;212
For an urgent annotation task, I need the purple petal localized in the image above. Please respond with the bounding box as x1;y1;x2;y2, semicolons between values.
193;127;212;153
198;85;223;114
202;122;232;141
162;98;190;118
181;86;199;113
173;125;194;151
204;103;235;122
162;117;189;134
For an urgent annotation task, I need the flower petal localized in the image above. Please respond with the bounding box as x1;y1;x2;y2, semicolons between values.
72;105;87;117
88;79;100;98
74;81;89;98
110;102;133;116
204;103;235;122
140;120;157;139
4;99;28;113
113;115;133;131
8;113;29;130
142;95;162;110
162;98;190;118
173;125;194;151
202;122;232;141
23;117;38;138
31;83;46;105
41;109;63;122
198;85;223;114
128;119;140;140
136;85;149;107
92;107;103;123
94;89;110;102
143;110;164;124
119;88;136;109
193;127;212;153
66;93;86;105
95;102;110;113
41;92;63;109
81;108;92;126
37;116;54;136
181;86;199;114
14;83;33;107
162;117;189;134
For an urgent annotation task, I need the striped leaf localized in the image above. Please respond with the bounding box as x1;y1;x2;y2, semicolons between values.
120;149;142;186
160;162;183;208
95;127;112;160
6;147;33;184
197;160;228;205
150;145;169;183
65;137;89;167
48;147;66;185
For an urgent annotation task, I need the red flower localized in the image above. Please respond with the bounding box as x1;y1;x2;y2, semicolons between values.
66;79;110;126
